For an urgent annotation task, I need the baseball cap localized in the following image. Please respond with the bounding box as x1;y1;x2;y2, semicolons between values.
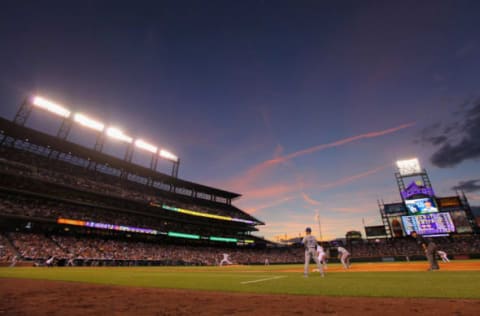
305;227;312;233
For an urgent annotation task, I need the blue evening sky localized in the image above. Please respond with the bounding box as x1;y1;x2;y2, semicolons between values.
1;0;479;240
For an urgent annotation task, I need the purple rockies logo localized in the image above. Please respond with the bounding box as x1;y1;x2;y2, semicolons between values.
401;181;434;199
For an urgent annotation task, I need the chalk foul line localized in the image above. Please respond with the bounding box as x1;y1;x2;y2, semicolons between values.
240;276;287;284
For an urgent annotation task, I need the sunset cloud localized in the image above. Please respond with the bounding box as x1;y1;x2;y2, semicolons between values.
301;192;322;206
264;122;415;165
226;122;415;192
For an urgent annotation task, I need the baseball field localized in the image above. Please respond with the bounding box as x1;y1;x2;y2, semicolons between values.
1;260;480;315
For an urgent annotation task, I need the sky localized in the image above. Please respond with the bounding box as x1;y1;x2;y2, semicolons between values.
0;0;479;241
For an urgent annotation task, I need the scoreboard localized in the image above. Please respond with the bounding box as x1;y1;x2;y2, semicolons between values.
401;212;455;236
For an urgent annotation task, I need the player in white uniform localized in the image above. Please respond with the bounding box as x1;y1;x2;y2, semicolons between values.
302;227;324;277
317;244;327;270
45;256;55;267
437;250;449;262
219;253;232;266
337;246;350;269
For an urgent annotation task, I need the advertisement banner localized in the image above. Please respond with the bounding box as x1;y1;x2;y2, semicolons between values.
437;197;461;208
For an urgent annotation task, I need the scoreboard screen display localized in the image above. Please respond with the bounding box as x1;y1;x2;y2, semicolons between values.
401;213;455;236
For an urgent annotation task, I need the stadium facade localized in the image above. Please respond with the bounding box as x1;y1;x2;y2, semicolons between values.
0;96;270;266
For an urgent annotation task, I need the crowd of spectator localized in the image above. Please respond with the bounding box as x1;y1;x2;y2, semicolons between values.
2;232;480;266
0;233;16;262
0;147;255;221
1;232;301;266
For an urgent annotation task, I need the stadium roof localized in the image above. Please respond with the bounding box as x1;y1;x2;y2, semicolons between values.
0;117;241;200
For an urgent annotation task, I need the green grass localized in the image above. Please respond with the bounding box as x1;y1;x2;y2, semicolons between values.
1;263;480;299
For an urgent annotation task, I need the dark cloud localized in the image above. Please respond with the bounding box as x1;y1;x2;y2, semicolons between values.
452;179;480;193
419;97;480;167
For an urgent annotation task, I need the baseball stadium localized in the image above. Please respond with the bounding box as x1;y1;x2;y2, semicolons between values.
1;96;480;315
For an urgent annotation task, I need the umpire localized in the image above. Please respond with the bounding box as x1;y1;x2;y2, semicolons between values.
410;231;439;271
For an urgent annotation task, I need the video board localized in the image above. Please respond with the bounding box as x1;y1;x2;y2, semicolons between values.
405;197;438;215
401;213;455;236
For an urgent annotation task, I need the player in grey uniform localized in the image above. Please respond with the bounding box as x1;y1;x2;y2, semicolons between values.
337;246;351;269
437;250;449;263
302;227;324;277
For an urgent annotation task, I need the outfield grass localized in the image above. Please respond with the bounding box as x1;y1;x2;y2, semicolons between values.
1;263;480;299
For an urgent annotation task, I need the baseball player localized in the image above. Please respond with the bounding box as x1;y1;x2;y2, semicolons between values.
411;231;439;271
437;250;450;263
313;244;327;272
302;227;324;277
219;253;232;266
9;255;18;268
45;256;55;267
337;246;350;269
317;244;328;270
410;231;440;271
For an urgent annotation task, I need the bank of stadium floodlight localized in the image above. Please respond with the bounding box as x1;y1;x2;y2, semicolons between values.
73;113;105;132
32;96;71;118
159;149;178;162
396;158;421;176
134;139;158;154
106;127;133;143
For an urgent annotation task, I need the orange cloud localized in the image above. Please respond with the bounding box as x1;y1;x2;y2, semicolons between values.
243;183;295;200
301;192;322;206
240;163;389;217
243;195;297;215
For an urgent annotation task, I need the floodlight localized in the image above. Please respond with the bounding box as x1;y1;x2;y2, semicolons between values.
32;96;71;118
73;113;104;132
160;149;178;162
134;139;158;153
106;127;133;143
396;158;421;176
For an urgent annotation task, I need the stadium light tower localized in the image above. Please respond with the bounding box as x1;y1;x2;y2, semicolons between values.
160;149;180;178
106;127;133;143
135;139;158;179
106;127;134;166
13;95;71;126
32;96;71;118
73;113;105;132
315;211;323;242
135;139;157;154
31;96;74;141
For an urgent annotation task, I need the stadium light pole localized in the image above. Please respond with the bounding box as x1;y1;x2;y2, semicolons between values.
316;211;323;242
134;139;158;183
30;96;74;141
13;98;34;126
73;113;105;132
159;149;180;178
72;113;106;169
31;96;71;118
106;127;134;179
